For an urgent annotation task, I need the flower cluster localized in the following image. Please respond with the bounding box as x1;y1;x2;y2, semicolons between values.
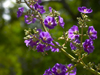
17;0;99;74
44;7;65;29
24;29;59;52
83;26;97;54
43;63;76;75
67;7;97;54
68;25;97;54
17;0;65;29
17;0;45;24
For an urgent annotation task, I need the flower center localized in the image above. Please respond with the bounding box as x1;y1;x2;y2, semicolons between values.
43;37;47;41
86;45;88;49
84;9;87;12
89;31;93;36
40;45;43;49
48;22;52;26
74;30;78;34
57;69;61;74
37;8;41;11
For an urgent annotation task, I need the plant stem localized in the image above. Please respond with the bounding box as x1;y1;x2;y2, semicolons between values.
80;61;100;75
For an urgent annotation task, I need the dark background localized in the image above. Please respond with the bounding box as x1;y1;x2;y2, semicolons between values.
0;0;100;75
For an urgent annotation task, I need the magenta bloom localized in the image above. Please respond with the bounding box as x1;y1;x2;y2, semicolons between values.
70;39;80;50
36;43;46;52
68;25;79;40
17;7;24;18
51;63;67;75
88;26;97;40
50;42;59;52
34;3;45;14
40;32;53;43
43;68;53;75
66;64;77;75
44;16;57;29
83;39;94;54
24;39;38;47
58;16;65;28
24;15;36;24
78;6;93;13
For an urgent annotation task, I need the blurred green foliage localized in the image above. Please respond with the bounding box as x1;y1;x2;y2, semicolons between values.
0;0;100;75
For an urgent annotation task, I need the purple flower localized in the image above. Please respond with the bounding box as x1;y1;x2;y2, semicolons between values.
52;63;67;75
68;25;79;40
36;43;46;52
24;15;36;24
49;7;57;13
37;29;42;33
40;31;53;43
66;64;77;75
83;39;94;54
43;68;53;75
49;7;52;12
17;7;24;18
24;39;38;47
58;16;65;28
34;0;42;3
44;16;57;29
50;42;59;52
34;3;45;14
70;39;80;50
78;6;93;13
45;45;51;51
88;26;97;40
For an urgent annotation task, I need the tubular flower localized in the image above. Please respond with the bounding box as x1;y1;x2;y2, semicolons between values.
44;16;57;29
34;3;45;14
88;26;97;40
58;16;65;28
68;25;79;40
49;7;52;12
78;6;93;13
83;39;94;54
17;7;24;18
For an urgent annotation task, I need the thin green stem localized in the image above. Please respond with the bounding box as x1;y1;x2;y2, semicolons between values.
81;27;83;45
80;61;100;75
52;41;76;60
